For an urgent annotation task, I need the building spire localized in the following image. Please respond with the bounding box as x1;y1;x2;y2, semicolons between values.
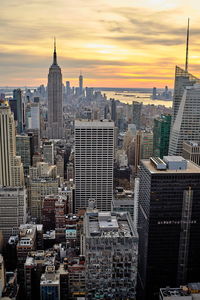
185;18;190;72
53;37;57;65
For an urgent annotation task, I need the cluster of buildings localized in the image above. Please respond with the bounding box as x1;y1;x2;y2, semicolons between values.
1;22;200;300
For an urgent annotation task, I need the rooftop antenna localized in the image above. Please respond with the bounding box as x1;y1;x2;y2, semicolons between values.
185;18;190;72
53;37;57;65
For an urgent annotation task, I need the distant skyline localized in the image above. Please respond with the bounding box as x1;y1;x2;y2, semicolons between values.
1;0;200;87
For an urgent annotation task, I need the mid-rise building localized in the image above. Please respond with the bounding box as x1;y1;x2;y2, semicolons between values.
29;178;58;221
75;120;114;211
25;250;56;300
40;266;60;300
84;209;138;299
153;114;171;158
182;141;200;165
137;156;200;300
0;187;27;240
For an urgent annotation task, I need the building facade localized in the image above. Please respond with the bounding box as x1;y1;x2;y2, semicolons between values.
47;41;63;139
169;67;200;155
84;210;138;299
75;120;114;211
137;156;200;300
153;114;171;158
0;100;24;187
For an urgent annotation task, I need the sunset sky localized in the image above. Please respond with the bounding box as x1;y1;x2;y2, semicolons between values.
1;0;200;88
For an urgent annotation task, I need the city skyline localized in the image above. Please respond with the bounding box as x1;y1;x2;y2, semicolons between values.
1;0;200;87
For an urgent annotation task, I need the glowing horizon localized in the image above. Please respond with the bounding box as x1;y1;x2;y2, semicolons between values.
1;0;200;88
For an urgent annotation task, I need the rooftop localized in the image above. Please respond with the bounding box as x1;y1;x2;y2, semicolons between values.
75;119;114;128
85;211;137;239
160;288;190;298
142;159;200;174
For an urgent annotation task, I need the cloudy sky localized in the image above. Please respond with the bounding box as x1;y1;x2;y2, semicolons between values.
1;0;200;87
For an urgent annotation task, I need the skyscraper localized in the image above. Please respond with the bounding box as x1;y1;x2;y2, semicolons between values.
137;156;200;300
47;39;63;139
0;100;24;187
79;72;83;96
13;89;23;134
168;20;200;155
132;101;142;130
153;114;171;158
168;72;200;155
75;120;114;211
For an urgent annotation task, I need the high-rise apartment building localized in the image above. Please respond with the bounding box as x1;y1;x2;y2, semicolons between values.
13;89;23;134
137;156;200;300
84;208;138;299
0;187;27;240
0;100;24;187
75;120;114;211
47;40;63;139
169;68;200;155
153;114;171;158
132;101;142;130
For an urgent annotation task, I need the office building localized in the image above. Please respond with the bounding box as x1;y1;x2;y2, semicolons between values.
182;141;200;165
0;100;24;187
43;141;54;165
9;98;17;120
79;73;83;96
16;135;33;174
110;98;116;123
47;39;63;139
13;89;23;134
134;130;153;175
0;187;27;240
40;266;60;300
169;73;200;155
138;156;200;300
27;103;40;130
0;255;5;298
75;120;114;211
160;283;200;300
132;101;142;130
17;224;38;280
55;155;64;178
29;178;58;221
84;209;138;299
153;114;171;158
66;81;70;95
25;250;56;300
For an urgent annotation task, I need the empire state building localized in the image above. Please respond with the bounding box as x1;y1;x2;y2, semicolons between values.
47;39;63;139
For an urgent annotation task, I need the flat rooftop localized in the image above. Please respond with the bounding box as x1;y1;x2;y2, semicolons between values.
160;288;190;298
75;120;114;128
142;159;200;174
85;211;138;239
